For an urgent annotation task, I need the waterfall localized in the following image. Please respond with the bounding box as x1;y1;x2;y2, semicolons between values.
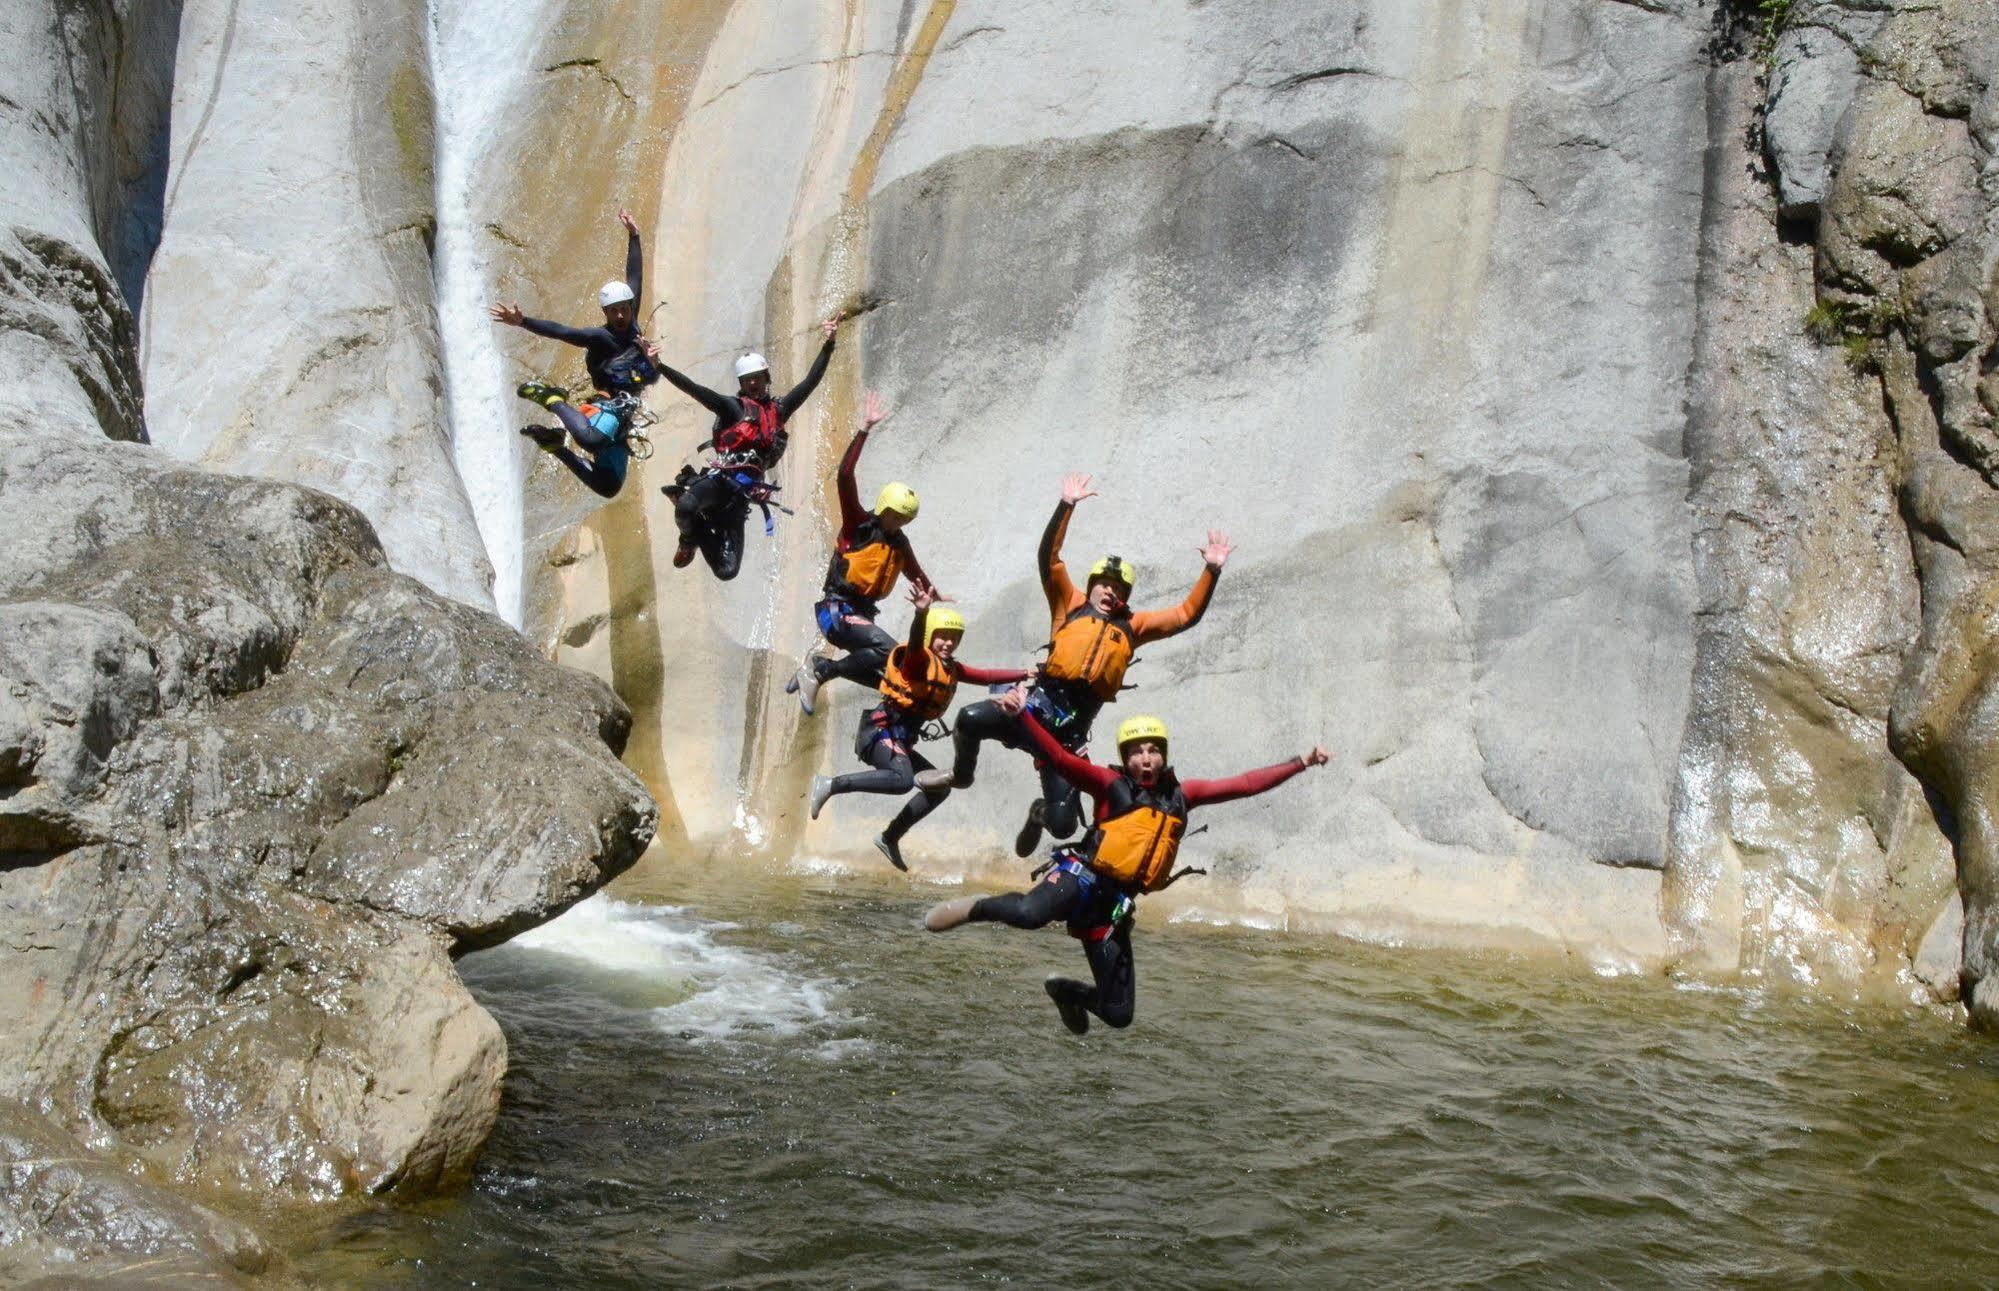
426;0;553;626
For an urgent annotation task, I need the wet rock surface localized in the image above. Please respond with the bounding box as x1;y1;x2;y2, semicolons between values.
0;436;653;1250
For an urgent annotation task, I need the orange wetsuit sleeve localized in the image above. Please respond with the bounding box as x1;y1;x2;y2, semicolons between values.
1129;562;1220;644
1039;500;1081;622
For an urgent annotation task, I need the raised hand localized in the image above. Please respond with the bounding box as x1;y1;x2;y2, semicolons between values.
1060;473;1098;506
1199;529;1234;568
863;389;888;429
618;208;640;235
821;313;843;340
641;338;661;360
995;682;1030;715
1304;745;1330;767
907;583;951;612
488;301;525;327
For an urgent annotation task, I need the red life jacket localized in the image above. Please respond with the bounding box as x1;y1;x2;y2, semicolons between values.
713;397;781;457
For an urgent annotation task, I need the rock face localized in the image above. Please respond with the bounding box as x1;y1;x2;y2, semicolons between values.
536;0;1714;960
140;0;497;608
0;0;658;1274
0;423;655;1209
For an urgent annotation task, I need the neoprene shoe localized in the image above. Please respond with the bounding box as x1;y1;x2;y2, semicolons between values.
808;775;833;821
924;896;977;932
1045;976;1091;1035
1013;798;1047;858
518;424;564;451
787;658;823;715
516;379;568;408
913;769;956;793
874;834;908;872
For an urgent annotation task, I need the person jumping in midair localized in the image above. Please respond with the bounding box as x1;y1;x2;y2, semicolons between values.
653;314;842;580
806;586;1030;870
925;712;1329;1034
787;390;939;715
914;473;1232;857
488;208;657;498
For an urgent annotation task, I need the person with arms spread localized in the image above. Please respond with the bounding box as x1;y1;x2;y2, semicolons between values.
787;390;939;715
926;712;1329;1033
654;314;842;580
806;586;1029;871
488;208;656;499
918;473;1232;857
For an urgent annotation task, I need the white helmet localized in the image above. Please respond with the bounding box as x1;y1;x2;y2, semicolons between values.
734;353;770;379
598;280;635;308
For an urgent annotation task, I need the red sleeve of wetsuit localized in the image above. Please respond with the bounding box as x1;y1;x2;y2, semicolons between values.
834;429;869;541
1181;757;1309;808
1019;712;1117;798
903;545;934;594
957;663;1031;685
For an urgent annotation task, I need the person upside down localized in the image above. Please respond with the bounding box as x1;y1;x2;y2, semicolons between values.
788;390;939;715
489;208;657;498
925;713;1328;1034
805;586;1029;871
654;313;842;580
912;472;1233;857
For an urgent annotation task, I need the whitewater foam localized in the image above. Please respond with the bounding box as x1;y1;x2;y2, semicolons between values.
508;894;843;1044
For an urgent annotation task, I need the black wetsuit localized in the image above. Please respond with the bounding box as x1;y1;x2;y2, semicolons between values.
656;335;834;580
519;230;655;497
970;868;1134;1028
519;231;655;395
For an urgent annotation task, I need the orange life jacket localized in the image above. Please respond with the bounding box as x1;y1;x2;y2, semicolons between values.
1084;775;1189;892
877;645;959;721
825;518;908;605
1045;603;1136;701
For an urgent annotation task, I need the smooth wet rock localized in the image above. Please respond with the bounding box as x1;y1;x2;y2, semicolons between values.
141;0;496;608
0;1102;271;1284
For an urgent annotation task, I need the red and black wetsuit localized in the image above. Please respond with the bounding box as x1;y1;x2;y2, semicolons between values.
962;712;1310;1030
811;424;936;691
654;333;835;580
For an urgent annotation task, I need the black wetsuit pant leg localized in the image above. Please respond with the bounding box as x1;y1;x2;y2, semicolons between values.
971;872;1136;1027
819;612;896;688
1081;924;1135;1028
969;869;1083;928
950;699;1089;840
949;698;1023;784
674;473;748;580
830;710;935;798
548;402;628;499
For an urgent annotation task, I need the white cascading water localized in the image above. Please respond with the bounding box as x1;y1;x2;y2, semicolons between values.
427;0;555;626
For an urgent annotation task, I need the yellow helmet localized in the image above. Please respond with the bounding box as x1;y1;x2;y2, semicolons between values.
876;482;920;520
1115;714;1169;758
924;605;965;647
1089;554;1136;590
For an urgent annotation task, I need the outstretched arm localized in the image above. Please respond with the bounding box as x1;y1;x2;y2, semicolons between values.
619;209;643;302
1019;712;1118;798
958;662;1032;685
1041;474;1095;617
836;390;886;535
1182;745;1328;808
519;316;600;348
778;317;840;418
654;361;737;418
903;547;936;596
1130;530;1232;643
